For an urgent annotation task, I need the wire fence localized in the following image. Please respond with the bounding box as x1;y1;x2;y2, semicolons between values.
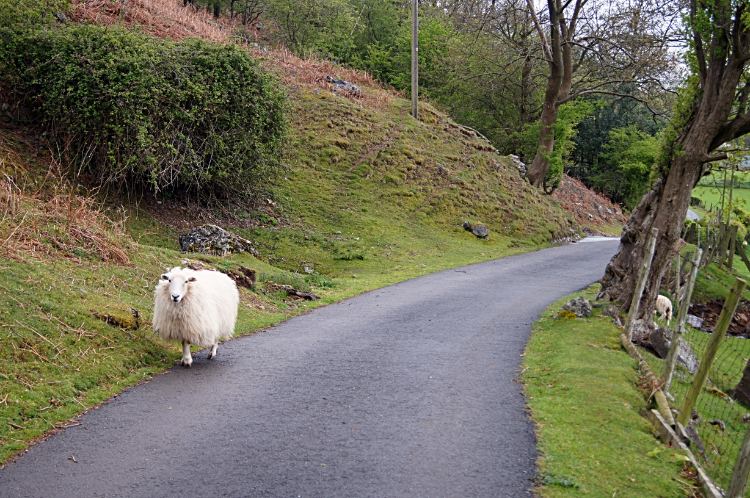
696;179;750;190
665;324;750;492
629;228;750;496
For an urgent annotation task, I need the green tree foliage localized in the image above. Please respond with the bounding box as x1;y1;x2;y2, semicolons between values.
261;0;355;57
571;89;667;182
592;127;660;210
0;24;287;200
346;14;452;98
512;100;594;192
568;90;667;209
0;0;69;28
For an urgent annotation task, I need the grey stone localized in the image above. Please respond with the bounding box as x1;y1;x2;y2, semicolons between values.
462;221;489;239
603;305;620;319
325;76;362;96
649;326;699;374
630;319;656;344
472;224;489;238
686;314;704;330
509;154;526;178
561;296;592;317
179;224;259;257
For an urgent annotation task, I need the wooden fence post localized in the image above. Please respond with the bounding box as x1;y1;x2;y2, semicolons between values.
737;237;750;274
664;249;703;395
625;227;659;341
727;423;750;497
676;278;747;427
707;224;726;266
728;226;737;269
717;225;735;267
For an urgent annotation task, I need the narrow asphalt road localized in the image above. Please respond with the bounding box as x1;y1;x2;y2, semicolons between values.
0;237;619;498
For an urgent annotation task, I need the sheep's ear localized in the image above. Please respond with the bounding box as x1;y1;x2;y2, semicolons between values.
161;274;170;281
187;276;197;282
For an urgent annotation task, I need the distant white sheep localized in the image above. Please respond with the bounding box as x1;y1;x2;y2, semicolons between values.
654;294;673;327
153;266;239;367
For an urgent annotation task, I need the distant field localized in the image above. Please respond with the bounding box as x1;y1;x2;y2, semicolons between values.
695;168;750;211
692;184;750;211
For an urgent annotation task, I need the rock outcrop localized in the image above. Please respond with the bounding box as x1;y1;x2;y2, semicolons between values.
179;224;259;257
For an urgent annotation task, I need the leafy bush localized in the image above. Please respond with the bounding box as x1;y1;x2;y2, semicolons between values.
262;0;354;57
0;24;287;200
0;0;69;29
591;126;659;210
511;100;594;191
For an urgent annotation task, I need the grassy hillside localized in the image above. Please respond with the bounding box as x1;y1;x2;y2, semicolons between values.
0;0;625;465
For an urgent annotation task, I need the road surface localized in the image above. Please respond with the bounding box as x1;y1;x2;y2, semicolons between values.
0;237;619;498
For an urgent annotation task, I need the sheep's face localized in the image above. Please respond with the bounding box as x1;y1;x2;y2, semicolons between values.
161;272;196;303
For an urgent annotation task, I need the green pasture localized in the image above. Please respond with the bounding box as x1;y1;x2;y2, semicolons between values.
693;185;750;212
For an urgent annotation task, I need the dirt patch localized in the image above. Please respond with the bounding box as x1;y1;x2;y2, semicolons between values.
552;174;626;233
688;300;750;336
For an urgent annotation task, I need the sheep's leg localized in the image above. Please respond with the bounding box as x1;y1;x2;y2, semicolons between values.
208;343;218;360
180;340;193;368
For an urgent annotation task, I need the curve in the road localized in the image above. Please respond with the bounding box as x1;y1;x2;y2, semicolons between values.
0;238;619;498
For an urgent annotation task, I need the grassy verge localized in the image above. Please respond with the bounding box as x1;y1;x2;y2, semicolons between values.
522;284;700;497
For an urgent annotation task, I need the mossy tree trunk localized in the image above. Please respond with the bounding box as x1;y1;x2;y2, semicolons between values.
597;0;750;317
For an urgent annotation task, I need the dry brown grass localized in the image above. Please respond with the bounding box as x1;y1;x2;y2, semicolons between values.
552;174;627;232
69;0;396;110
69;0;232;42
262;47;396;111
0;130;133;265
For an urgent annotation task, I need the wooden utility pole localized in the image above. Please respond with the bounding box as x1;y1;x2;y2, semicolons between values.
411;0;418;119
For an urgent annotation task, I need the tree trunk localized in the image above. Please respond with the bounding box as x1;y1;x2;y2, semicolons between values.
525;0;574;188
597;154;702;317
734;359;750;406
598;75;745;316
526;95;559;186
597;0;750;317
519;54;534;126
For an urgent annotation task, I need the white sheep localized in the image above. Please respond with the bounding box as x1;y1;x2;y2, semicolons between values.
153;266;239;367
654;294;673;327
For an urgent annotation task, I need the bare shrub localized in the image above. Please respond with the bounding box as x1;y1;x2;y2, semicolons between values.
0;133;133;264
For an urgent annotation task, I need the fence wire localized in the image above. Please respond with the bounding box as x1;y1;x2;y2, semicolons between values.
639;267;750;493
667;328;750;492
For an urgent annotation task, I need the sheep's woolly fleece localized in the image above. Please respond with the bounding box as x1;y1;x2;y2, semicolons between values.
153;267;239;347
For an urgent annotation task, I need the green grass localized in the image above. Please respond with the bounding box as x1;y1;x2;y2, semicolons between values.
522;285;697;497
225;92;580;283
640;322;750;492
692;185;750;213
